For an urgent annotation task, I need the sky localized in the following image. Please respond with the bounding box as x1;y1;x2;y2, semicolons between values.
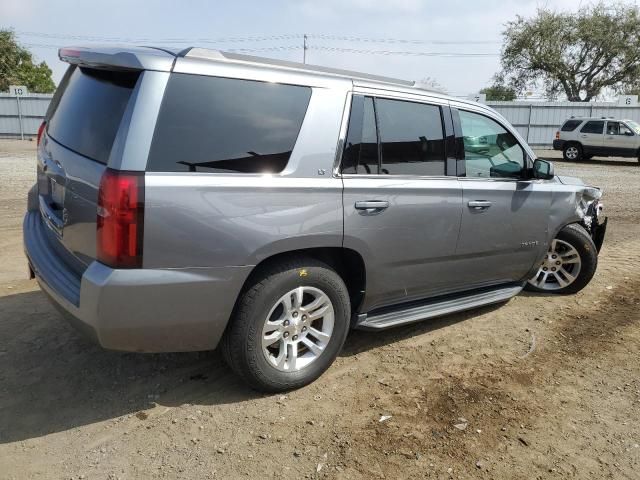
0;0;612;96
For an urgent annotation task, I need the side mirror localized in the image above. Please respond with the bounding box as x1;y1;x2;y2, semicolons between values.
532;158;554;180
626;130;635;136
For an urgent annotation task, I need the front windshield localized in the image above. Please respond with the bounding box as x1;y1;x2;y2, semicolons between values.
626;120;640;134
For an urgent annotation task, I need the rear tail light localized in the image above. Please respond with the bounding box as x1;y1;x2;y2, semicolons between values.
555;131;560;140
97;169;144;268
37;121;46;146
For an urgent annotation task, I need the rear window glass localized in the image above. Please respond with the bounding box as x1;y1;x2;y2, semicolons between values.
47;66;140;164
561;119;582;132
580;120;604;134
377;98;445;176
147;74;312;173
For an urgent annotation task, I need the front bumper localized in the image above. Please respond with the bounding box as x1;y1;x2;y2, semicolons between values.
581;199;607;253
553;139;566;151
24;210;252;352
591;216;607;253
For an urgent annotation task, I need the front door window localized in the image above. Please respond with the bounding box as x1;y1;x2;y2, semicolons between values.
458;110;525;179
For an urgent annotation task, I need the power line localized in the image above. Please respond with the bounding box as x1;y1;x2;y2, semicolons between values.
16;31;303;44
16;30;500;46
306;34;500;45
310;46;498;57
21;42;303;53
22;42;499;58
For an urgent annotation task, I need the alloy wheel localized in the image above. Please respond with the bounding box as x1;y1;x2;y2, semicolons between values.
565;146;579;160
528;239;582;291
261;286;335;371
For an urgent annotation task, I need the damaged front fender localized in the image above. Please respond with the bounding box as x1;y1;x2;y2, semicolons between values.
552;176;607;253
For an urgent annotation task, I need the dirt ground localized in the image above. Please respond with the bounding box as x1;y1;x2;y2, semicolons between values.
1;140;639;479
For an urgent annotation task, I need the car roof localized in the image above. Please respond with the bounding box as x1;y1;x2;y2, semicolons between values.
565;117;633;122
59;45;489;111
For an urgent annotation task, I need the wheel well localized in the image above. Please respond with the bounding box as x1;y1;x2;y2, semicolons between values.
240;248;366;314
564;141;582;150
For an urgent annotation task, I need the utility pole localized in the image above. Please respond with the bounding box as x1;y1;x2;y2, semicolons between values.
303;34;308;64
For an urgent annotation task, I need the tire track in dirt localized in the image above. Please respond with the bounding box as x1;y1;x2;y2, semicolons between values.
330;271;640;479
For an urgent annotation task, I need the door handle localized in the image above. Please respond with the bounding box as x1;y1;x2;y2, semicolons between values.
468;200;492;210
355;200;389;212
580;134;588;138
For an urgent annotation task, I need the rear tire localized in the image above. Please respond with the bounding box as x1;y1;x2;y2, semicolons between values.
221;257;350;392
525;224;598;295
563;143;582;161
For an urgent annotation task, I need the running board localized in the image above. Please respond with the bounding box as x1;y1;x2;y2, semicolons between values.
355;285;523;331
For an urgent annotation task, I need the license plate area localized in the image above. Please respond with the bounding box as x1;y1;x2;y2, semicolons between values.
39;177;66;238
50;178;65;208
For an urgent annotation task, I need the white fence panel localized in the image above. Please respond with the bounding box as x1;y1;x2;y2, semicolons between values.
0;93;53;138
2;93;640;148
487;101;640;147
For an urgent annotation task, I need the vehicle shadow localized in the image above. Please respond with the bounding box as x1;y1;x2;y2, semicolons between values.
0;289;503;444
0;290;262;444
342;302;504;357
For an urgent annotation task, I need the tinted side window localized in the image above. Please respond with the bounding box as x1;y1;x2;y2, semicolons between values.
47;66;140;164
376;99;445;176
459;110;525;179
148;74;312;173
561;119;582;132
580;121;604;134
341;96;379;174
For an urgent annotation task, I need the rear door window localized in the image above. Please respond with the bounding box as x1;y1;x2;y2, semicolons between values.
47;66;140;164
148;74;312;173
580;121;604;134
376;99;445;176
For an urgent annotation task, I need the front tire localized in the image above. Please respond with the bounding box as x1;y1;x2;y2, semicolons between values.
563;143;582;161
526;224;598;294
221;257;350;392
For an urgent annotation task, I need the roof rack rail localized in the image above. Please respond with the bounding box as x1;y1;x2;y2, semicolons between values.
183;48;416;87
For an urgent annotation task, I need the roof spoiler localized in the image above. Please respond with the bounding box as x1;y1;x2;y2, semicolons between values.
59;46;176;72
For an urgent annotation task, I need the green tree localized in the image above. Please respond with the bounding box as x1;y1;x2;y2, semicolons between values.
500;2;640;102
480;84;517;101
0;29;55;93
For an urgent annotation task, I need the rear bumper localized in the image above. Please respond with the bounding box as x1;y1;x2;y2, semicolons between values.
23;210;252;352
553;139;565;151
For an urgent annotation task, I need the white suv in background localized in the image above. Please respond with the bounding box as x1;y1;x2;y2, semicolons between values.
553;117;640;163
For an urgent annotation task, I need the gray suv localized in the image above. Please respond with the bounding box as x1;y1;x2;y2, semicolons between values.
24;46;607;391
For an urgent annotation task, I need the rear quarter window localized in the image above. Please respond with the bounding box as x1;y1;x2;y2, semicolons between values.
147;74;312;173
560;119;582;132
47;66;140;164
